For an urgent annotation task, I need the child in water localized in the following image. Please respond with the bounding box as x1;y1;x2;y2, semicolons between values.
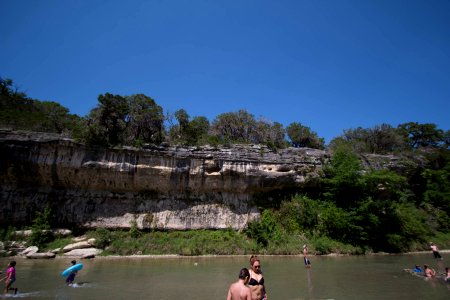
66;260;78;285
0;261;17;294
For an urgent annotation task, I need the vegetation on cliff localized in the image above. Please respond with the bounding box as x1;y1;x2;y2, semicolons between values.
247;145;450;253
4;77;448;151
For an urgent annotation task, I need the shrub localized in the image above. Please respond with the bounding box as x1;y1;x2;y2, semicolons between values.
90;228;112;249
29;207;54;247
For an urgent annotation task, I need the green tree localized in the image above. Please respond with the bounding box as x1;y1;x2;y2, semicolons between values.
253;119;286;149
210;109;256;144
185;116;210;145
126;94;164;145
286;122;324;149
323;145;364;208
85;93;129;146
330;124;404;154
398;122;445;148
421;149;450;231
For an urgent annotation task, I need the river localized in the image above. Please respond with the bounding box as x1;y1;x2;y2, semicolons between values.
0;253;448;299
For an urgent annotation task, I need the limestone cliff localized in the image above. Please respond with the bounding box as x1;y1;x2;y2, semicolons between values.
0;130;329;230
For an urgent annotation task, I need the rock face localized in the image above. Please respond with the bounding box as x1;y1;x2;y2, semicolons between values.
0;130;418;230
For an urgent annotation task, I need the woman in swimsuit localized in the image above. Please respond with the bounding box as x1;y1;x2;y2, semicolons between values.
249;255;267;300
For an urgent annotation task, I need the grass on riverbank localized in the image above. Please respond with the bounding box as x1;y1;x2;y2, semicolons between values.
69;228;365;256
5;226;449;257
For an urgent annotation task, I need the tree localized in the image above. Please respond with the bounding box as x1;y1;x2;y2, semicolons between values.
398;122;445;148
252;119;286;149
85;93;129;146
323;144;364;208
210;109;257;144
366;124;404;153
286;122;324;149
39;101;71;133
185;116;210;145
126;94;164;145
330;124;405;154
0;77;82;135
168;109;210;146
174;109;189;132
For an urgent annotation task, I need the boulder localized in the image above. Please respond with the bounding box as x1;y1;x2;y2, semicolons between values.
15;229;71;237
50;248;61;254
52;229;72;236
63;248;102;257
63;241;92;252
72;236;88;243
20;246;38;256
26;252;56;259
14;230;32;237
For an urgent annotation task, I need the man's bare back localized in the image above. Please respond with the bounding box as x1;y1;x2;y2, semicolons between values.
227;268;252;300
227;281;252;300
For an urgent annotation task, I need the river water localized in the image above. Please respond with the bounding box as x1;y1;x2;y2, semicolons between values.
1;253;448;299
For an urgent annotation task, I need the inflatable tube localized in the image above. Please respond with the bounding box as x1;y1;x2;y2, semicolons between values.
61;263;83;277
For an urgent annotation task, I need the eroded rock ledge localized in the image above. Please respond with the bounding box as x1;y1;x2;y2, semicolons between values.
0;130;419;230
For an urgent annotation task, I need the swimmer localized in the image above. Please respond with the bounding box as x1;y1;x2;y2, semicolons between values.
424;264;436;278
413;265;423;273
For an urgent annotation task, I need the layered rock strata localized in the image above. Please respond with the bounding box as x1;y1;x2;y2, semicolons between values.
1;130;417;230
0;130;331;230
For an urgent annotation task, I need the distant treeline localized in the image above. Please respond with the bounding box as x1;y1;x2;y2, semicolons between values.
1;77;448;152
1;77;449;253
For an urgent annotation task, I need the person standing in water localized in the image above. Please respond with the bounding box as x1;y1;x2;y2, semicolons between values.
303;245;311;268
226;268;252;300
430;242;442;260
66;260;78;285
249;255;267;300
0;261;17;294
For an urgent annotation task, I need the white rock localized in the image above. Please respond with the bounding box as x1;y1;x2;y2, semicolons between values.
14;230;33;237
26;252;56;259
63;241;92;252
72;236;88;242
52;229;72;236
63;248;102;257
20;246;39;256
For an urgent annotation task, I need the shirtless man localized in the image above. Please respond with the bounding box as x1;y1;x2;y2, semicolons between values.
227;268;252;300
424;265;436;278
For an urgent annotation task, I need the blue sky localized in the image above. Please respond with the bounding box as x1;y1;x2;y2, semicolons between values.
1;0;449;143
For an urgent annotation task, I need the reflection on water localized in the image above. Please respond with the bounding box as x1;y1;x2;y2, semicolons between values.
0;253;448;299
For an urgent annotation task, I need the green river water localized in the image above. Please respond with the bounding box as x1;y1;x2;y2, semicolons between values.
0;253;448;299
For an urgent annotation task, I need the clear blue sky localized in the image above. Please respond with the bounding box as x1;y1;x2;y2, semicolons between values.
1;0;449;143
